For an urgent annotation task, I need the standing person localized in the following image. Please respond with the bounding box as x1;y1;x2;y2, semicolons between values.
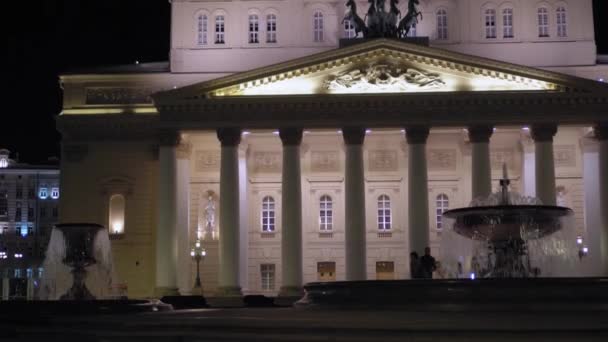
409;251;420;279
420;247;437;279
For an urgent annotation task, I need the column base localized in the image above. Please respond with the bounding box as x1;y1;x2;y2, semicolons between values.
215;286;242;297
278;285;304;297
154;286;179;298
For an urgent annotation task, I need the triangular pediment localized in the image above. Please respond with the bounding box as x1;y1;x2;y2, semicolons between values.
155;39;607;101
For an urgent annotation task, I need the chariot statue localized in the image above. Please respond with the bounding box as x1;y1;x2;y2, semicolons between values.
344;0;422;39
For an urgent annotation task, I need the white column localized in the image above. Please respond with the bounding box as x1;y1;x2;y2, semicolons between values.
279;128;304;295
343;127;367;281
238;145;249;293
520;134;536;198
531;124;558;205
176;143;191;295
468;125;493;199
582;137;602;276
596;124;608;275
406;126;430;257
155;131;179;296
217;128;242;296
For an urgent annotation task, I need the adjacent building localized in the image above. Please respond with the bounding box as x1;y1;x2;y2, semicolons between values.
57;0;608;298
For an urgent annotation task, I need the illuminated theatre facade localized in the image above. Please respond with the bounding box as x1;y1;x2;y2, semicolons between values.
58;0;608;298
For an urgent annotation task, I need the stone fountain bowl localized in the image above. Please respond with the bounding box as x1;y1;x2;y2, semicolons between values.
55;223;105;268
443;205;573;241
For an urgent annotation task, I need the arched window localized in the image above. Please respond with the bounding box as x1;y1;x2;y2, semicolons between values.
267;14;277;43
556;7;567;37
319;195;333;231
377;195;391;231
502;8;514;38
197;14;208;45
344;19;356;38
485;9;497;38
313;11;324;42
437;9;448;40
109;194;126;235
261;196;275;232
435;194;449;230
537;7;549;37
248;14;259;43
215;15;225;44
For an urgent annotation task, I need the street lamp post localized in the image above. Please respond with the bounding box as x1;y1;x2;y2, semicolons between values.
190;240;206;294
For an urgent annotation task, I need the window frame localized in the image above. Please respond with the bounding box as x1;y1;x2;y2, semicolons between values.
196;13;209;46
484;8;497;39
215;14;226;44
556;6;567;38
319;195;333;231
313;10;324;43
266;13;277;43
248;14;260;44
502;8;514;39
377;195;392;231
260;263;275;290
343;19;356;39
537;7;549;38
435;194;449;230
436;9;448;40
261;196;276;232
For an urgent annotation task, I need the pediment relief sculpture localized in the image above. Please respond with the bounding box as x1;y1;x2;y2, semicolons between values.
323;63;444;93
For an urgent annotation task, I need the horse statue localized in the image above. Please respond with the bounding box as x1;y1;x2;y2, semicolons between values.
386;0;401;37
344;0;368;37
398;0;423;38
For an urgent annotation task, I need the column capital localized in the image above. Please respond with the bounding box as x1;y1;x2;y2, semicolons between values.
405;126;430;144
279;127;303;146
530;124;558;142
159;129;181;147
468;125;494;143
342;127;366;145
594;124;608;141
217;128;242;147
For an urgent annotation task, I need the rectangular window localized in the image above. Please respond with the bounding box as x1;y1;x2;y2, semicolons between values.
51;188;59;199
52;207;58;218
485;10;496;38
437;10;448;40
538;8;549;37
313;12;324;42
317;261;336;282
556;8;567;37
503;9;513;38
215;15;225;44
197;14;208;45
267;14;277;43
248;15;259;44
15;202;22;221
39;187;48;199
16;184;23;199
28;188;35;199
344;19;356;39
260;264;275;290
27;207;34;221
40;207;46;218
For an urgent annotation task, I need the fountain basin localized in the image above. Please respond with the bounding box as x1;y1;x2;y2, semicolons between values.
444;205;573;241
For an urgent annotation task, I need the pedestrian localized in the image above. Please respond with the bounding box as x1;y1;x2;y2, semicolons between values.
409;251;420;279
420;247;437;279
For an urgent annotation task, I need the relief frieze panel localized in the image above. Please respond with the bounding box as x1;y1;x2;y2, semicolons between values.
554;145;576;167
195;150;220;172
428;149;457;171
253;152;281;173
369;150;398;172
311;151;340;172
491;149;515;170
85;87;163;105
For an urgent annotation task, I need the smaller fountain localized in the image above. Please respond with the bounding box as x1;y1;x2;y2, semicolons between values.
441;164;577;278
40;223;116;300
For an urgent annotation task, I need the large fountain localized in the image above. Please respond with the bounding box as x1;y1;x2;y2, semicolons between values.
440;164;579;278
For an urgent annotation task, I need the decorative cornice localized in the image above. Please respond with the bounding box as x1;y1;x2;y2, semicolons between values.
468;125;494;143
57;114;159;141
279;127;304;146
531;124;558;142
342;127;366;145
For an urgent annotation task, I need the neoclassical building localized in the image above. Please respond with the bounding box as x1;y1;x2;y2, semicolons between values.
58;0;608;298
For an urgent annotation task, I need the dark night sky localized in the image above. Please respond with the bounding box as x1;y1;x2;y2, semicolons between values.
4;0;608;164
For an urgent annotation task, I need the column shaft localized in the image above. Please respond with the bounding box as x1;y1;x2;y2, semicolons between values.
531;124;558;205
596;125;608;275
175;145;191;295
279;128;303;295
469;126;493;199
156;131;179;296
343;128;367;281
217;128;242;296
406;126;430;257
